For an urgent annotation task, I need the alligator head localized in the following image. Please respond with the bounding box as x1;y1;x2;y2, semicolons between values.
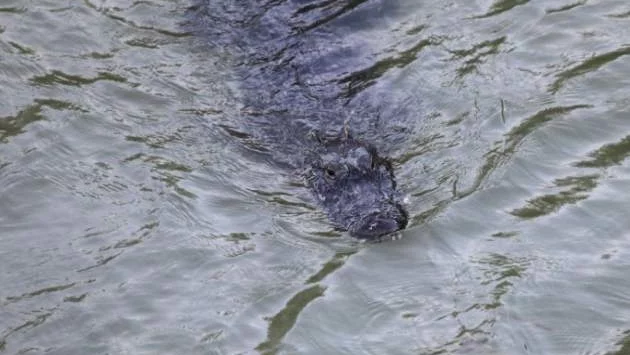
304;132;408;240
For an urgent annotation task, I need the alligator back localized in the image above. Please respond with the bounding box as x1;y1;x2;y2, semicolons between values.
185;0;415;169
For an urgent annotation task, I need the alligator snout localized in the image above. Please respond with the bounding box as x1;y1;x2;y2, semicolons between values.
351;203;408;240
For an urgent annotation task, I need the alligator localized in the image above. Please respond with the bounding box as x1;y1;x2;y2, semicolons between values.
186;0;409;240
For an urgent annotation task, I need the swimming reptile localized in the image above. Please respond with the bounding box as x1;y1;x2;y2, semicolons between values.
186;0;409;239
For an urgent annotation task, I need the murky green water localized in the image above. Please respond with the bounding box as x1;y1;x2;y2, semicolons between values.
2;0;630;354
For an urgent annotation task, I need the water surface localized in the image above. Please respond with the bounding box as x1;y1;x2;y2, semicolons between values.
2;0;630;354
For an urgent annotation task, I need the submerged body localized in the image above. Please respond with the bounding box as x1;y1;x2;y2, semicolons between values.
186;0;409;239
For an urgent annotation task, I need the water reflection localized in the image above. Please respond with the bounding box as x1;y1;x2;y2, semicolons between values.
550;47;630;94
473;0;530;19
448;37;506;79
0;99;83;141
511;174;598;219
2;0;630;354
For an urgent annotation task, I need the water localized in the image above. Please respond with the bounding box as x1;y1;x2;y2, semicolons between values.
2;0;630;354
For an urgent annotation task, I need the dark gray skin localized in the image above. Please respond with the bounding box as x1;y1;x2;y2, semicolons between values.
305;133;408;239
185;0;410;240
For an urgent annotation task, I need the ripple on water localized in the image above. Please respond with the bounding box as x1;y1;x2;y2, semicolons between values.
3;0;630;354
